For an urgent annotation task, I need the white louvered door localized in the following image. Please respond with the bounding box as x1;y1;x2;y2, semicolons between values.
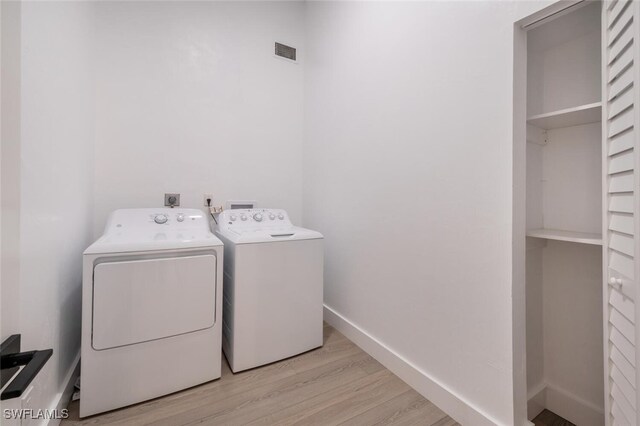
604;1;640;425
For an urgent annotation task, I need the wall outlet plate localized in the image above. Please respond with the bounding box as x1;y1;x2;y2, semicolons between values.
203;194;213;207
164;193;180;207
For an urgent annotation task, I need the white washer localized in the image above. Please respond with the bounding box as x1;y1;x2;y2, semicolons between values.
215;208;323;372
81;208;223;417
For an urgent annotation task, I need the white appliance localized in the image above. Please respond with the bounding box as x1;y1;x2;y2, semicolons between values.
81;208;223;417
215;208;323;372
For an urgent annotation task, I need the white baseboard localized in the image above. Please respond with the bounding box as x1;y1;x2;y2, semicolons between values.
46;351;80;426
526;381;604;426
545;382;604;426
323;304;502;426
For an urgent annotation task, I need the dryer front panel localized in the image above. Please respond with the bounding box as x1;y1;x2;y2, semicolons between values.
92;254;216;350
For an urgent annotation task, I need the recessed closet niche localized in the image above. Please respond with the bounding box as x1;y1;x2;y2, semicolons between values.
525;2;604;425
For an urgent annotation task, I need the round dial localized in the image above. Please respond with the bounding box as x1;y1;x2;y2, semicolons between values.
176;214;184;222
230;214;237;221
269;213;276;220
278;213;285;220
253;213;263;222
154;214;168;224
240;214;247;221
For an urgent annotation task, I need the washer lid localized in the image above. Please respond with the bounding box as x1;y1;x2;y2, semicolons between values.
215;208;322;244
85;208;223;254
217;226;323;244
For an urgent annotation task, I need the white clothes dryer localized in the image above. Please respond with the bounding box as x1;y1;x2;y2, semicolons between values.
81;208;223;417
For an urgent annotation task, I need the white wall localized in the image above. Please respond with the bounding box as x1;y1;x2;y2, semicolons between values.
525;239;545;396
92;1;305;236
1;0;22;342
11;1;95;420
542;241;603;415
527;2;601;116
543;123;602;233
303;2;554;425
525;240;604;426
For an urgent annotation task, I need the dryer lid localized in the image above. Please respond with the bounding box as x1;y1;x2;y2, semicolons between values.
85;208;223;254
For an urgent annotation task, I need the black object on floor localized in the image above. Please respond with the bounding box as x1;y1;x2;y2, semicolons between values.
0;334;21;388
533;409;576;426
0;334;53;400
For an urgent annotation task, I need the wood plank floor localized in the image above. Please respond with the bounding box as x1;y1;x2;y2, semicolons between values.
63;324;457;425
532;409;575;426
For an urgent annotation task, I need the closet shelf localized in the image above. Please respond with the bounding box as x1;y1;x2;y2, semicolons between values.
526;228;603;246
527;102;602;130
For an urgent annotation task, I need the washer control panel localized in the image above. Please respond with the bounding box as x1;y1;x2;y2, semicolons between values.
218;208;292;233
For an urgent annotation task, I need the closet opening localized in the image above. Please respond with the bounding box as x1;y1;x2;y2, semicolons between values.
513;2;606;425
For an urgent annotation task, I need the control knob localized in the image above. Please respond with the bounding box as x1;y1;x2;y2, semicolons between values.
240;214;247;221
269;213;276;220
154;214;168;224
253;213;263;222
230;214;237;221
176;214;184;222
278;213;285;220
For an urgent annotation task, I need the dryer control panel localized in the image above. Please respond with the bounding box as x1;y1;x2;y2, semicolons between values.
103;208;211;232
86;208;222;255
217;209;293;234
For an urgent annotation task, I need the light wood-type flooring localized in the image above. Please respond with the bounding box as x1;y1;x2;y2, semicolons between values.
63;324;458;425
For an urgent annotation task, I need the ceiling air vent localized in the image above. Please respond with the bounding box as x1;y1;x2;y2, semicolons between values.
275;42;296;62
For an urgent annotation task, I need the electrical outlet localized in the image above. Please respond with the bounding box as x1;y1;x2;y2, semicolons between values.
164;193;180;207
203;194;213;207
